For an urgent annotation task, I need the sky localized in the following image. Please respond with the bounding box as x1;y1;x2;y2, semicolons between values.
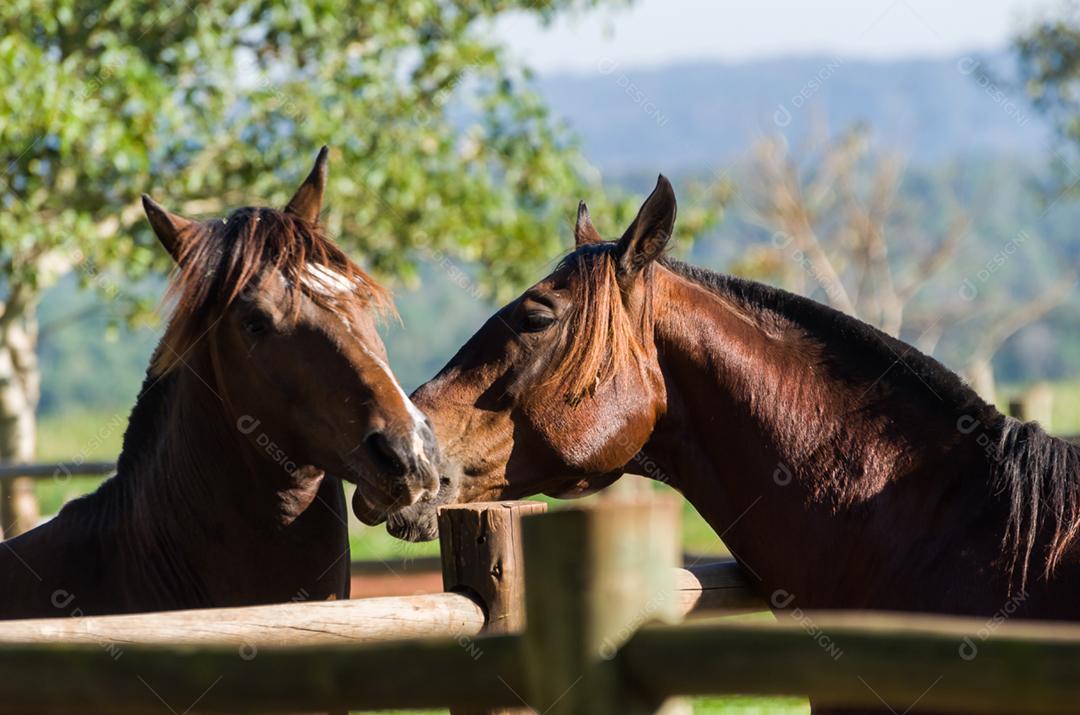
494;0;1042;74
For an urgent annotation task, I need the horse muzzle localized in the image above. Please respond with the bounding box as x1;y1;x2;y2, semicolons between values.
346;422;441;524
381;457;463;541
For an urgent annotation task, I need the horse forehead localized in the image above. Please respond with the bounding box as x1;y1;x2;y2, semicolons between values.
532;267;574;295
301;262;361;296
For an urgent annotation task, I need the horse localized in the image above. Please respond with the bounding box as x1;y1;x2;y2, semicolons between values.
388;175;1080;626
0;148;439;620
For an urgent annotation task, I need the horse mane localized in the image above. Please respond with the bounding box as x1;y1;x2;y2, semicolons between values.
153;206;391;375
556;245;1080;590
996;418;1080;588
663;259;984;410
539;244;653;404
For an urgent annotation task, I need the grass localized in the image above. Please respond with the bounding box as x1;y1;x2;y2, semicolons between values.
998;377;1080;434
694;698;808;714
36;408;127;514
1044;378;1080;434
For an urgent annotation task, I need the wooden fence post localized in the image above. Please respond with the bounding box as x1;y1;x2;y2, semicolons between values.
439;500;547;715
1008;382;1053;431
519;498;681;715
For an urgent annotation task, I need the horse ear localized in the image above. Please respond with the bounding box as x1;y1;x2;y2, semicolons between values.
615;174;677;282
142;194;194;262
574;201;603;247
284;146;329;224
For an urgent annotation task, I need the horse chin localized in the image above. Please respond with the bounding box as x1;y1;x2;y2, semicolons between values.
386;509;439;542
383;458;463;542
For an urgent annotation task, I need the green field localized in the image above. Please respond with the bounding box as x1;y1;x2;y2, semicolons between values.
1039;379;1080;435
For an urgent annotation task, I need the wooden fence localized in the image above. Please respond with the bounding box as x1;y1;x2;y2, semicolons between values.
0;461;116;480
1;497;1080;713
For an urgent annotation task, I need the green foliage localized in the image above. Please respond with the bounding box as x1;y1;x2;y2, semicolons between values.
37;273;159;414
3;0;716;310
1014;5;1080;196
1015;6;1080;139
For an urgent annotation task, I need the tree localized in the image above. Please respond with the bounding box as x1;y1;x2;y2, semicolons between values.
1;0;728;536
738;127;1076;402
1015;4;1080;163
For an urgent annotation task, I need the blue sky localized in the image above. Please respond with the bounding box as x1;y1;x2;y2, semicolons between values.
494;0;1041;73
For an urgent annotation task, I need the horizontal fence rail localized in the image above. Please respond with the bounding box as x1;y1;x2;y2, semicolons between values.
0;637;527;715
675;561;762;613
0;461;116;480
0;561;753;648
624;613;1080;714
0;594;486;647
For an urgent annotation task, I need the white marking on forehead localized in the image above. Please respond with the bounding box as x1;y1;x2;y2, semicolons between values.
302;262;361;296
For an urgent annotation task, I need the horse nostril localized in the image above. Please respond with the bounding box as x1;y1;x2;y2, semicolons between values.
365;431;408;477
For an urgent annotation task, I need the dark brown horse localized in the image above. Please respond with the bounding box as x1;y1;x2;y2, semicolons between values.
390;176;1080;627
0;148;438;619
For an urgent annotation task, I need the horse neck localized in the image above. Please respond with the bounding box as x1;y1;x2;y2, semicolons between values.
117;365;252;607
0;460;135;618
643;267;995;608
114;362;350;609
0;361;349;619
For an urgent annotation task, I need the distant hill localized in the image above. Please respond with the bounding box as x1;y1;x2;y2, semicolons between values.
533;52;1051;172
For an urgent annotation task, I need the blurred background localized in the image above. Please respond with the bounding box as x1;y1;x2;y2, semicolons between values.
7;1;1080;710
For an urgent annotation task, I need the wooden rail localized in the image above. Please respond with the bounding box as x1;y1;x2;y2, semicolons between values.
0;594;486;647
0;637;527;714
0;461;116;480
675;560;762;613
624;613;1080;714
0;562;752;649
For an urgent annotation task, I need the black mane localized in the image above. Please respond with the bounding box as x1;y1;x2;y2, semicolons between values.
663;258;989;416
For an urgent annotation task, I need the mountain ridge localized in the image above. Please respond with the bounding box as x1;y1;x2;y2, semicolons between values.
532;49;1051;172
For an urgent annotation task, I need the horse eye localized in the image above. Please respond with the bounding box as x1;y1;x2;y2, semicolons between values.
522;312;556;333
242;316;271;336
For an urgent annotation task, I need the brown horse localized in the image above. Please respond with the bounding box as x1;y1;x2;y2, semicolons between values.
0;148;438;619
390;176;1080;626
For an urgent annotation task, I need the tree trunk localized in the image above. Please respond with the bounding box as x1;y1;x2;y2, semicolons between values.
0;293;41;539
966;355;997;406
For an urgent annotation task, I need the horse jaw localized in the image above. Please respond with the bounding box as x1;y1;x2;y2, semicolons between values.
541;471;622;499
